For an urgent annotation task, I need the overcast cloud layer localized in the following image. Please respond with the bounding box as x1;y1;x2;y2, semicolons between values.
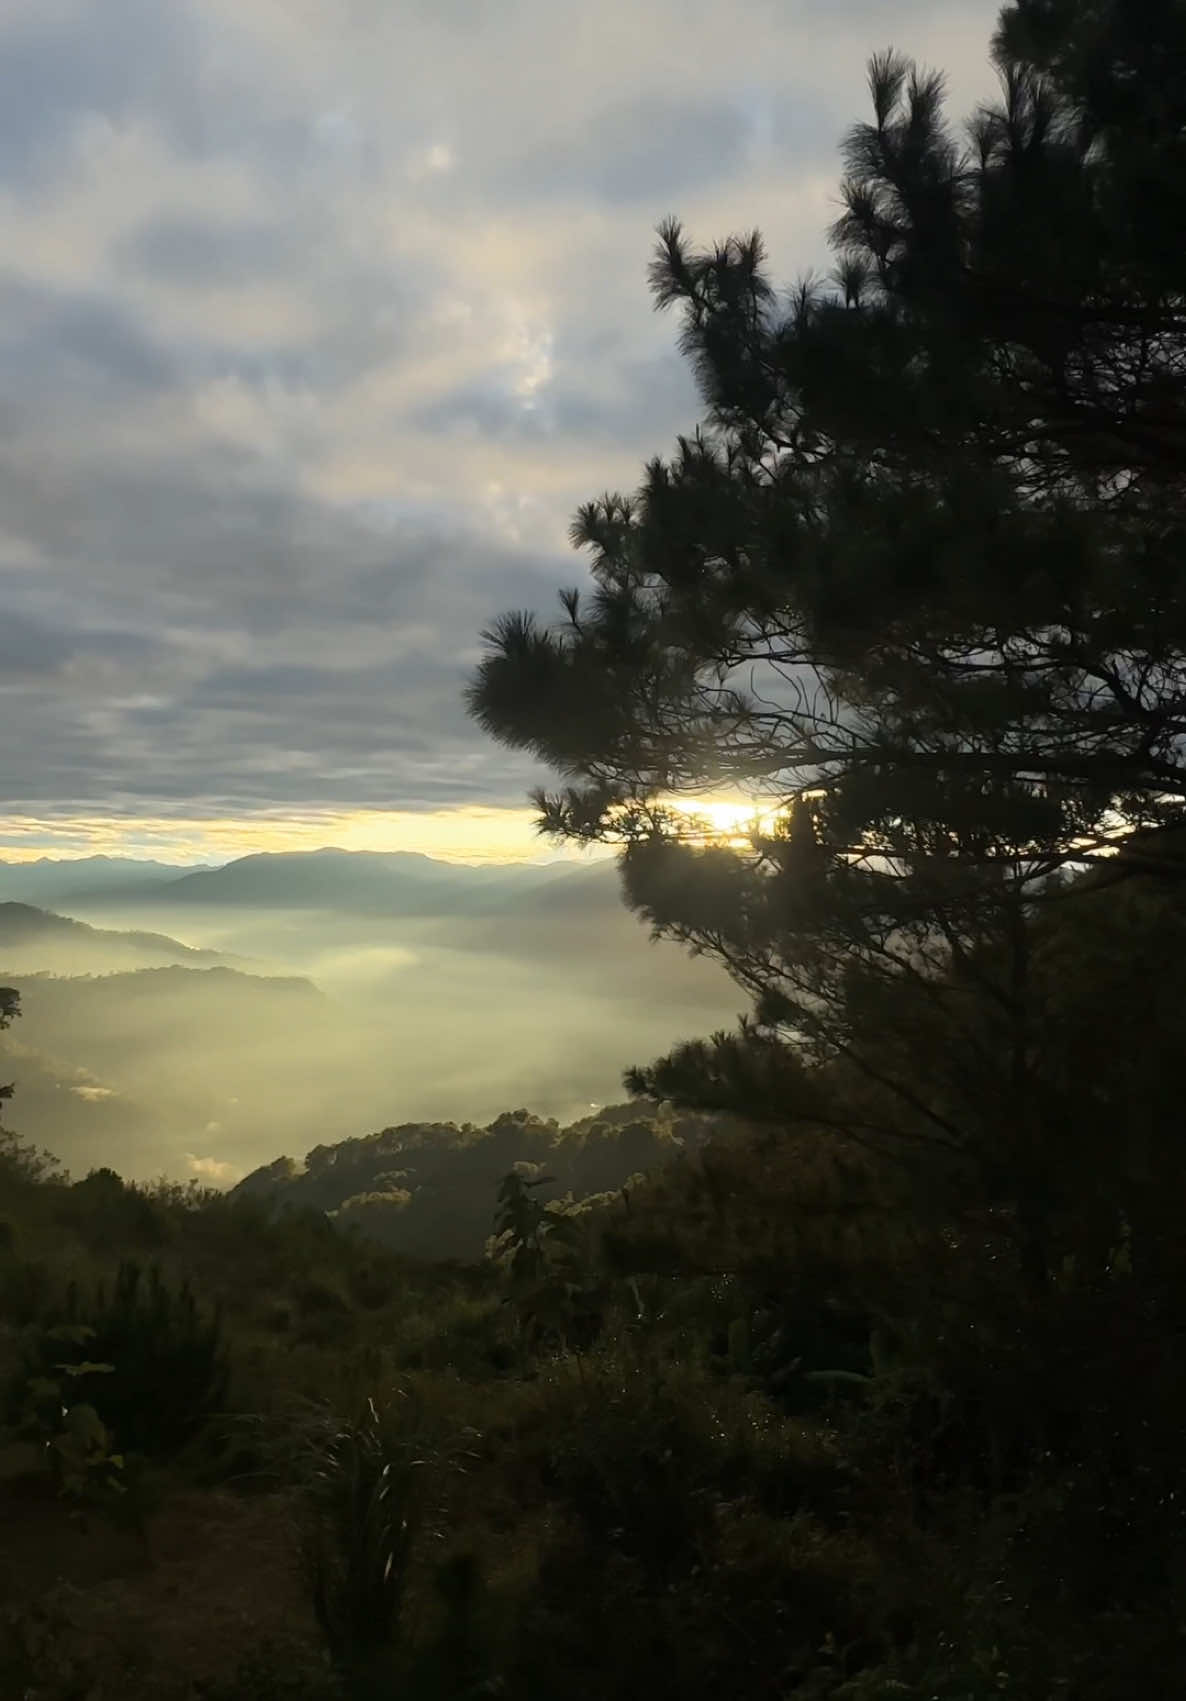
0;0;999;849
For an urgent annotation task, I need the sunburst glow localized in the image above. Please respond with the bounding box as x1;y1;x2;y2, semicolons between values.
665;797;787;843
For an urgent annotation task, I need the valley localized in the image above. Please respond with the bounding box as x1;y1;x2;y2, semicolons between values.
0;850;741;1183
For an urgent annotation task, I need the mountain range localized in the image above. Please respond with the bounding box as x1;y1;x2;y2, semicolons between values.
0;849;610;919
129;848;585;914
0;856;208;908
0;847;741;1185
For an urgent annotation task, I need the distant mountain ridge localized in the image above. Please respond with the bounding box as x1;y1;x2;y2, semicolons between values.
13;846;608;918
0;856;208;907
158;848;540;907
0;845;741;1186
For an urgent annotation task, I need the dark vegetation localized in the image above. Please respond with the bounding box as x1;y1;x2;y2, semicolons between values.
3;0;1185;1693
231;1098;731;1260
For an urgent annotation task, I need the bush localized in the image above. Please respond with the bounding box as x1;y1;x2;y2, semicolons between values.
58;1170;171;1253
287;1392;437;1680
0;1256;52;1327
345;1260;398;1311
15;1259;230;1459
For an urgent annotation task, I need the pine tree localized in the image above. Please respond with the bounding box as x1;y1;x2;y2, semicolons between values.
467;0;1186;1278
471;1;1186;874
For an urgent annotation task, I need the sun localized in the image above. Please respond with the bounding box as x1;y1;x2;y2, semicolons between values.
665;797;785;842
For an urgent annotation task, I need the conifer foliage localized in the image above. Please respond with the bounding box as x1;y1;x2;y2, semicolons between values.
469;0;1186;1238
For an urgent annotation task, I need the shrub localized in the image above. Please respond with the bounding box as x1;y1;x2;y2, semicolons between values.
58;1169;170;1253
518;1364;719;1586
17;1259;230;1459
0;1256;52;1328
345;1260;398;1311
288;1392;435;1680
294;1278;353;1319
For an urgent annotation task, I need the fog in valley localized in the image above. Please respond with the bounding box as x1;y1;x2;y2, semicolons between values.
0;851;742;1185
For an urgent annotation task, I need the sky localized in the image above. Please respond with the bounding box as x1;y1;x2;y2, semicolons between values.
0;0;1000;865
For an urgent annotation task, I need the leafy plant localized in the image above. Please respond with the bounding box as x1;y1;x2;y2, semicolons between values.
534;1367;720;1586
289;1391;439;1680
491;1171;605;1360
17;1259;229;1459
16;1321;127;1520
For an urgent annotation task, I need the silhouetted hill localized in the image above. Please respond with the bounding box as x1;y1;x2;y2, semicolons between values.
0;903;229;975
231;1100;730;1259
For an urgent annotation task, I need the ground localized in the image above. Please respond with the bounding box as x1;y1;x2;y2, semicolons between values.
0;1454;326;1699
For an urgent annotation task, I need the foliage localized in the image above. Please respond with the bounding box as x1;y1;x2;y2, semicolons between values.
489;1169;605;1360
467;0;1186;1228
15;1320;128;1516
12;1259;230;1460
292;1395;424;1677
0;982;59;1187
471;0;1186;881
282;1386;481;1689
0;1060;1182;1695
458;1;1186;1694
233;1100;696;1261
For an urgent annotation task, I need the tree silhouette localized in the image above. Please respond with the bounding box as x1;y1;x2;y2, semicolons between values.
467;0;1186;1282
471;2;1186;883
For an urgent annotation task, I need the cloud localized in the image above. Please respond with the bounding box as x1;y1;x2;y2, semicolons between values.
0;0;1002;848
118;213;316;290
497;94;755;207
0;806;602;864
0;273;176;395
185;1152;240;1185
406;142;454;182
0;1;199;190
0;610;77;677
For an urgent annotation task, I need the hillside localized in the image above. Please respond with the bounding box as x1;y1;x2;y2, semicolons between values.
0;966;333;1177
0;903;230;976
9;966;324;1072
231;1098;730;1259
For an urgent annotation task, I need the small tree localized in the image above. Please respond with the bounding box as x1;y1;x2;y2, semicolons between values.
491;1171;601;1358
